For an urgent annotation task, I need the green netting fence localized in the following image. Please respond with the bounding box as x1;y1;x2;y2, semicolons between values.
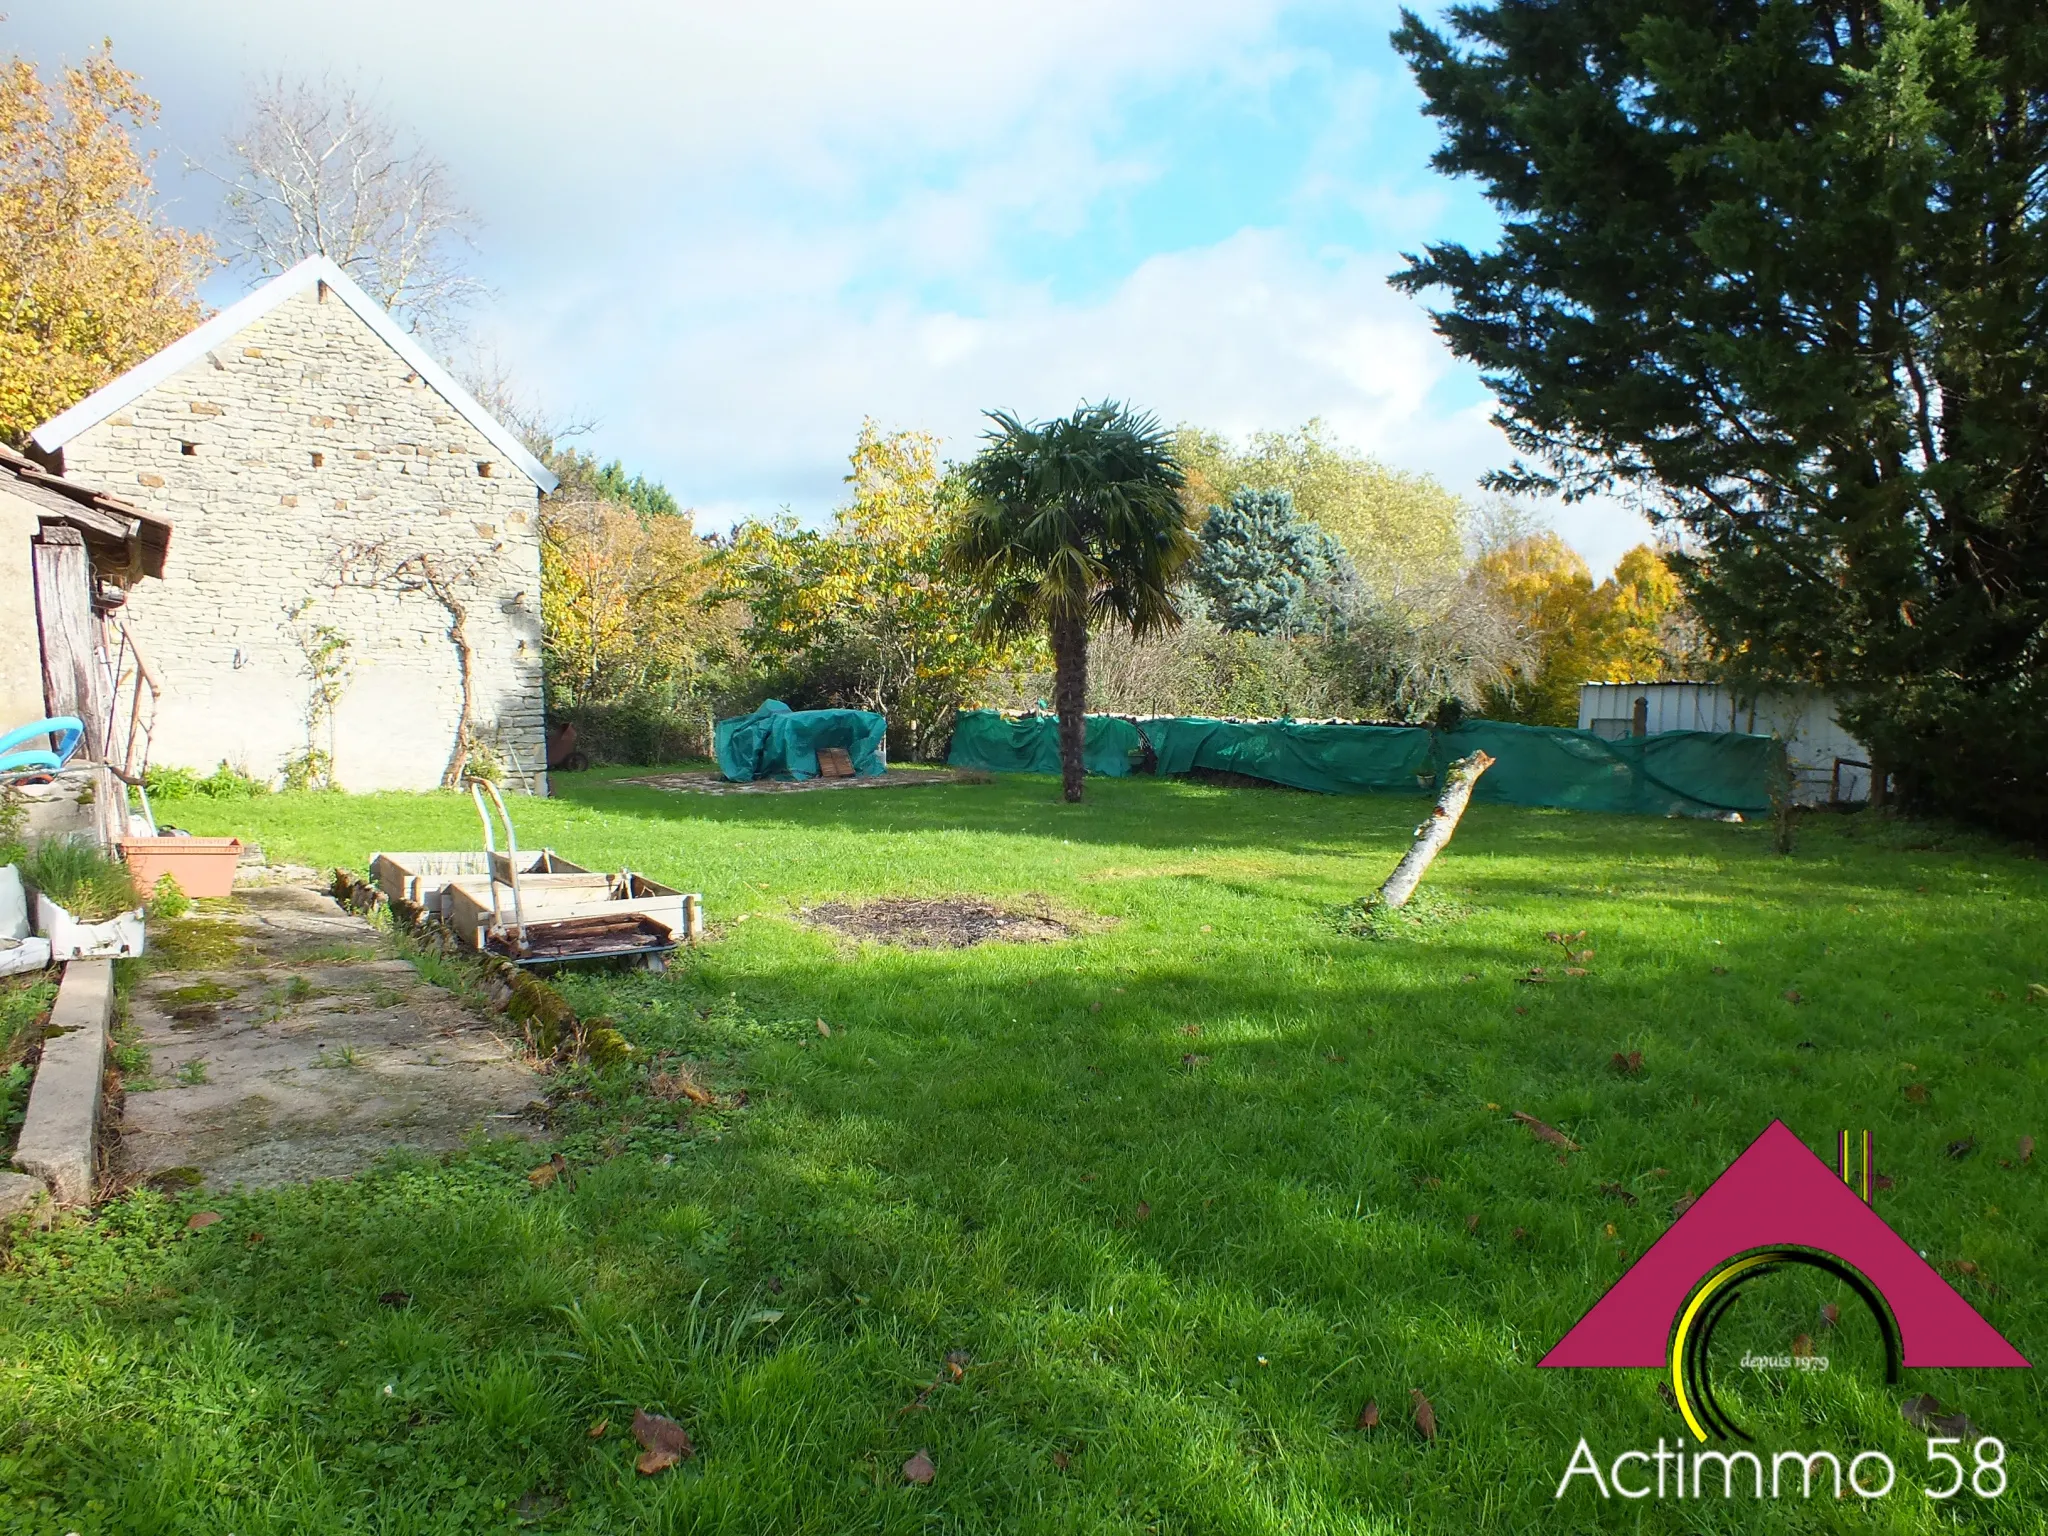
946;710;1778;817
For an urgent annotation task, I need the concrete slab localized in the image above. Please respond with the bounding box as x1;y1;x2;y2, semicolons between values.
12;958;112;1204
0;1171;45;1218
114;884;544;1191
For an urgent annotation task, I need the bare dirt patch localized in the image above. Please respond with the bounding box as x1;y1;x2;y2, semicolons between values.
804;898;1072;949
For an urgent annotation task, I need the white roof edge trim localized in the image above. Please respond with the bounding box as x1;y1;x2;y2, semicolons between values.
31;254;559;494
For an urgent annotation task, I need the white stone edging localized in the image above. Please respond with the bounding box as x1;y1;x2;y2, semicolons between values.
11;958;114;1205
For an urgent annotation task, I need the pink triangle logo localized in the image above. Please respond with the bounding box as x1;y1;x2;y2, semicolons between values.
1542;1122;2025;1437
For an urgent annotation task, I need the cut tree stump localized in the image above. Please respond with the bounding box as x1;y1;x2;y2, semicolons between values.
1375;750;1495;909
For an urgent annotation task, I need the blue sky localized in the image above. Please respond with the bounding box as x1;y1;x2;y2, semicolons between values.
10;1;1648;569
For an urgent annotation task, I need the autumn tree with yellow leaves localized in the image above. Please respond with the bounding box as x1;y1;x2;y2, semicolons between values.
1473;534;1701;725
538;450;723;718
716;421;1034;760
0;41;213;444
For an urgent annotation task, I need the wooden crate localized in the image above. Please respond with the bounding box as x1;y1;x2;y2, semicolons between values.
444;869;694;950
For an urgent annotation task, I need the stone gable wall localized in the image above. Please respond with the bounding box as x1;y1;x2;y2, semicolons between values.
58;285;548;794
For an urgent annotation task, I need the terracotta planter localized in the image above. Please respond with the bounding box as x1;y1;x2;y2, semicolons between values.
118;836;244;900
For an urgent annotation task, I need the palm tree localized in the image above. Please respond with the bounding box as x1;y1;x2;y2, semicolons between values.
953;402;1195;802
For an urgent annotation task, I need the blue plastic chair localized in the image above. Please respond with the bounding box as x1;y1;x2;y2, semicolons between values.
0;716;85;775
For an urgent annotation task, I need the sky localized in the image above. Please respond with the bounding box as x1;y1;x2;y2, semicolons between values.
10;1;1651;571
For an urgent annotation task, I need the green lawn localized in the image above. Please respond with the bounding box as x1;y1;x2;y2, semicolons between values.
3;769;2043;1533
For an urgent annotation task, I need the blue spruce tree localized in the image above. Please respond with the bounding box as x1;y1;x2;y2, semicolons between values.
1190;487;1356;636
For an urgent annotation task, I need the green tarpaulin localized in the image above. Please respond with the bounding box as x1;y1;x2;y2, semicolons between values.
1144;717;1436;795
715;700;888;782
945;710;1776;817
1434;720;1775;816
944;710;1143;777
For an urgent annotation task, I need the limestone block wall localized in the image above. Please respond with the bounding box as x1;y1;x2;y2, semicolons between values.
57;287;548;794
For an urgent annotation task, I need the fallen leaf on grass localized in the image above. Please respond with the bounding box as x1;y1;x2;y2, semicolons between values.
245;1231;265;1244
650;1066;717;1107
1671;1192;1696;1217
1900;1393;1975;1438
1610;1051;1643;1076
1873;1172;1895;1191
1181;1053;1211;1068
1947;1136;1977;1160
529;1154;572;1190
632;1409;695;1475
186;1211;221;1231
1410;1389;1437;1441
2020;1135;2035;1165
1465;1213;1480;1232
1052;1450;1072;1471
1710;965;1728;976
1903;1083;1929;1104
1603;1222;1618;1238
1513;1112;1580;1151
1782;990;1803;1004
1791;1334;1813;1358
1356;1399;1381;1431
378;1290;411;1309
1599;1183;1638;1207
1564;967;1589;977
816;1018;831;1037
945;1349;971;1381
1820;1303;1840;1329
1956;1259;1979;1276
1513;1006;1529;1016
1180;1023;1202;1037
903;1450;935;1485
587;1419;608;1439
1134;1200;1151;1223
2028;983;2048;1003
1461;973;1478;983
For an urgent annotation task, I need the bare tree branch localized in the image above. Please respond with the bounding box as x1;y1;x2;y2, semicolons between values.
199;76;483;339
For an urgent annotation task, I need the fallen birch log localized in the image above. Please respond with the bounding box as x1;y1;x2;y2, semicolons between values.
1376;750;1495;909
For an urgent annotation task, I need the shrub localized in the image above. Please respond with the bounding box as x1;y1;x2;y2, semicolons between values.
278;749;335;793
147;761;271;800
147;872;190;919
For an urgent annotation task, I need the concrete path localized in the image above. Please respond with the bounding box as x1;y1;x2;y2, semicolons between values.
114;883;544;1191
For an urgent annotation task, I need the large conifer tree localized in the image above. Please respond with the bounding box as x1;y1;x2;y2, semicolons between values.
1393;0;2048;832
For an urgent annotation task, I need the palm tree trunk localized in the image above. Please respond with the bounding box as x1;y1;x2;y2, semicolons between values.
1050;613;1088;803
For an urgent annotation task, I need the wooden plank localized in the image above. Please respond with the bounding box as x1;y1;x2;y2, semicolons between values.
31;527;106;760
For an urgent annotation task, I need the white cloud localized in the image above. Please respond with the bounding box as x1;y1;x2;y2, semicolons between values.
7;0;1653;569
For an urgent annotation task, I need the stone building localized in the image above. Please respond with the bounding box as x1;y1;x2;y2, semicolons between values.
30;255;557;793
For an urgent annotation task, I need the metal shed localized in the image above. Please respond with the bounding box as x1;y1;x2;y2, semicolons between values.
1577;682;1872;805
